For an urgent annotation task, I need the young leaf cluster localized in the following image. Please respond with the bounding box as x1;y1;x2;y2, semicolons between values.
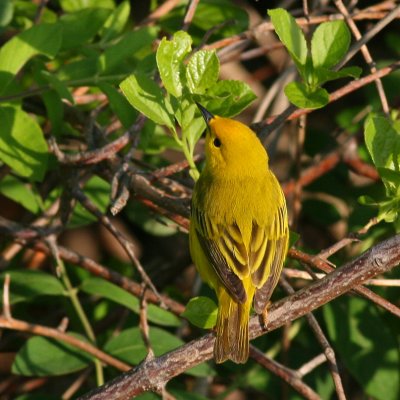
120;30;256;180
362;112;400;230
268;8;361;109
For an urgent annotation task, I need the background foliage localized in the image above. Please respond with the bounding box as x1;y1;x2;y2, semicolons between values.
0;1;399;399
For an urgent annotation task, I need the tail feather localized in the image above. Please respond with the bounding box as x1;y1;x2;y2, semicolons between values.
214;289;251;364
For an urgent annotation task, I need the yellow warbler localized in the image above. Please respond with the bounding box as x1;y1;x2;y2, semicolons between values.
189;104;289;364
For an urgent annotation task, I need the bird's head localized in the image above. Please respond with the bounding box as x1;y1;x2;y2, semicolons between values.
196;103;268;177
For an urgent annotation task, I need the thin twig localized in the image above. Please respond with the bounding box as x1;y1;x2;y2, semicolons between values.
0;316;131;371
317;236;360;260
62;368;93;400
30;242;186;315
139;284;154;360
274;60;400;129
141;0;181;26
335;0;390;115
207;5;400;52
297;353;327;377
46;235;105;386
280;277;347;400
249;345;320;400
2;274;11;319
34;0;49;24
182;0;200;31
336;4;400;70
74;188;164;307
284;268;400;286
289;248;400;318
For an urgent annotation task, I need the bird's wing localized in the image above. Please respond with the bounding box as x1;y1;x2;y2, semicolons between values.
252;203;289;314
192;200;288;308
192;207;248;304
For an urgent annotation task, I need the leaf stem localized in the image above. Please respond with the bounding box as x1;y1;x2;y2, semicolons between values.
181;137;200;181
57;256;104;386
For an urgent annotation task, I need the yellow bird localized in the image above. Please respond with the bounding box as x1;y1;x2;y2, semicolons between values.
189;104;289;364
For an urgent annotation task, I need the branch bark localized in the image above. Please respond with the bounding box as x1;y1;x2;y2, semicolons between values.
79;234;400;400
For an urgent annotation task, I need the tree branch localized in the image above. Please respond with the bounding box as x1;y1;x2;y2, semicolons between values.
79;234;400;399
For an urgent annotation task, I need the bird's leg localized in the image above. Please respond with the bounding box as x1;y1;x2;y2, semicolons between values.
259;301;271;330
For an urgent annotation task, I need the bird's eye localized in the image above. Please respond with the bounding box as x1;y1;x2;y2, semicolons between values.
213;138;221;148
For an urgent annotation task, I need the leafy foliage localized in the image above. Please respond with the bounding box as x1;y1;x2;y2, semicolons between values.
121;29;256;179
269;8;361;109
0;1;398;399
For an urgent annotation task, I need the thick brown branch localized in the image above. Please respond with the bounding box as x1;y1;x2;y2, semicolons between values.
79;234;400;399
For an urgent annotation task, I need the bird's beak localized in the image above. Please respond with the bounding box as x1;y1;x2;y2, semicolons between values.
196;102;214;125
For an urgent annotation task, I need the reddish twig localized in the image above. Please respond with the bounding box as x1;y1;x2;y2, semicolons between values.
74;188;164;306
283;152;341;196
182;0;200;31
0;316;131;372
2;274;11;319
280;277;346;400
289;248;400;318
29;242;185;315
249;345;320;400
335;0;390;115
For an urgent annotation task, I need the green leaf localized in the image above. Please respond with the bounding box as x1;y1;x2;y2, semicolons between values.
268;8;307;71
0;270;65;305
42;89;64;137
358;195;378;206
137;122;181;155
99;27;158;74
103;327;214;377
364;113;400;170
12;334;92;376
33;64;64;137
156;31;192;97
311;21;351;68
57;55;99;82
182;296;218;329
0;175;41;214
59;8;110;50
377;167;400;195
80;277;181;327
40;71;74;104
184;116;206;155
103;327;180;364
60;0;114;12
120;74;175;128
186;50;219;95
0;107;48;181
288;230;300;248
284;81;329;109
377;198;400;223
313;66;362;86
100;0;130;43
324;297;400;400
0;0;13;28
160;0;248;39
0;23;62;93
99;83;137;129
204;80;257;117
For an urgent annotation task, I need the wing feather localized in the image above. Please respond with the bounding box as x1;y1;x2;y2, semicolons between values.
192;192;288;312
253;202;289;313
193;208;247;304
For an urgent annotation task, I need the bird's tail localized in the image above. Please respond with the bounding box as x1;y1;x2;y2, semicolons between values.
214;287;253;364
